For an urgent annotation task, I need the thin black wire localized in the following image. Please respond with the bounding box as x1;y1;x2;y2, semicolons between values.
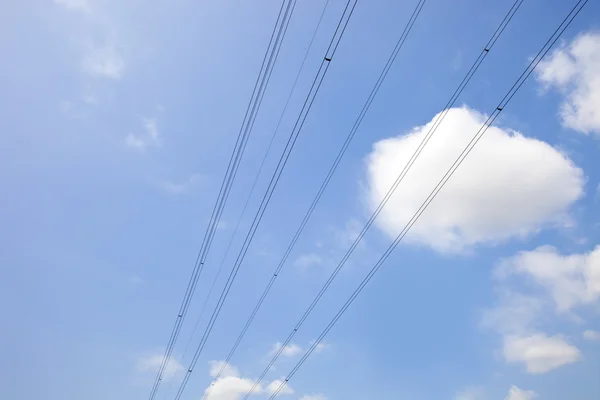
238;0;526;397
179;0;333;367
146;2;296;400
204;0;428;398
267;1;587;397
171;2;359;400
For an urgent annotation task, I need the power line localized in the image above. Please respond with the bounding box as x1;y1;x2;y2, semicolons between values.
203;0;428;398
235;0;527;397
146;2;297;399
178;0;333;366
170;2;359;400
267;0;587;397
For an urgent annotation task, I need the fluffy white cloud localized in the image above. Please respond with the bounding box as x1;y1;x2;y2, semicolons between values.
536;32;600;134
583;329;600;341
209;360;239;379
126;117;161;150
299;395;327;400
82;42;124;79
270;342;303;358
483;245;600;374
207;376;260;400
205;361;261;400
135;354;183;381
503;334;581;374
505;386;537;400
366;107;583;253
498;245;600;312
204;361;294;400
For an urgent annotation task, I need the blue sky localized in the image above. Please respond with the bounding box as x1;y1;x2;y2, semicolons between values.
1;0;600;400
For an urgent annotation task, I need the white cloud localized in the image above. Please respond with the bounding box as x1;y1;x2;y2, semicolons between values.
207;376;261;400
455;386;485;400
82;42;125;79
481;291;545;335
294;253;324;269
498;245;600;313
161;174;203;195
505;386;537;400
299;395;327;400
136;353;183;381
266;379;294;396
53;0;91;12
503;334;581;374
583;329;600;341
314;342;328;353
209;360;239;378
270;342;302;358
536;32;600;134
366;107;583;253
482;245;600;374
205;361;261;400
126;117;161;150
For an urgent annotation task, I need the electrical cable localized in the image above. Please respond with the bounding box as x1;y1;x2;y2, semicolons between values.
235;0;528;397
267;1;587;397
203;0;429;398
179;0;333;366
171;2;359;400
146;2;297;399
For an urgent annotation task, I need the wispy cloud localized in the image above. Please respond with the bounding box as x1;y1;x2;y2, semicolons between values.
270;342;302;358
136;353;183;382
160;173;203;195
53;0;91;13
583;329;600;341
481;245;600;374
82;41;125;80
293;253;324;269
126;117;161;151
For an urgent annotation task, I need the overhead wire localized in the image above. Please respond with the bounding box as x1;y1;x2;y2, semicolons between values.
170;2;359;400
178;0;333;366
204;0;428;398
267;0;588;397
237;0;528;397
146;2;297;400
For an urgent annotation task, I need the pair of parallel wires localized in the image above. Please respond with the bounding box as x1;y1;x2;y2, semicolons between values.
266;0;588;397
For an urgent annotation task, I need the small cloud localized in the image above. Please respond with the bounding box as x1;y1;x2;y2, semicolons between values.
209;360;239;378
161;173;203;195
505;385;537;400
59;100;87;119
503;334;581;374
266;379;294;396
136;353;183;381
204;361;263;400
535;32;600;135
82;93;97;104
583;329;600;341
126;117;161;151
309;340;328;353
53;0;91;12
270;342;302;358
299;395;327;400
82;42;125;80
294;253;323;269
